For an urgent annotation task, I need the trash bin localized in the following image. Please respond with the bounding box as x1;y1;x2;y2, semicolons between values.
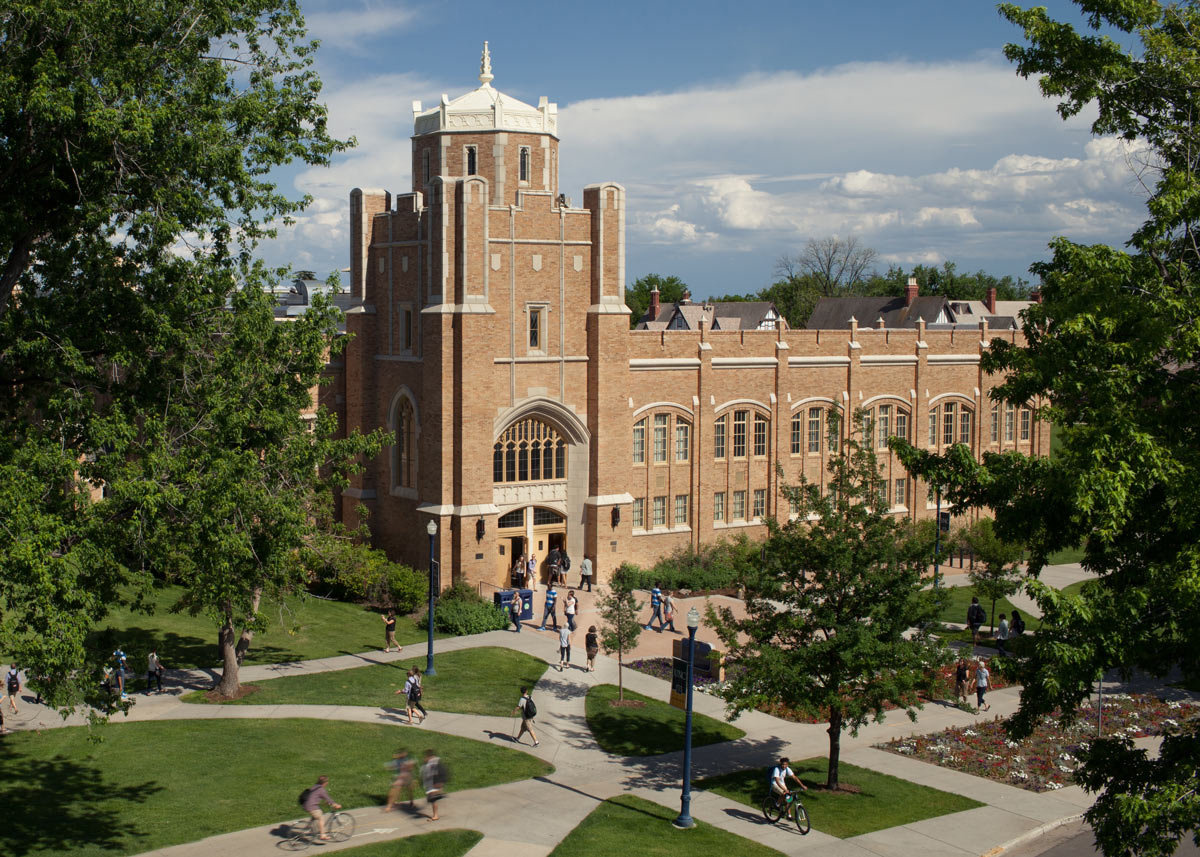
493;589;535;621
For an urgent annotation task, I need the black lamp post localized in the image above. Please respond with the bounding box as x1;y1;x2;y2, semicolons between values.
426;519;438;676
673;606;701;829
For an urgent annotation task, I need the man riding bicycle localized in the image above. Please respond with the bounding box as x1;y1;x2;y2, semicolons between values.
301;775;342;841
771;756;807;810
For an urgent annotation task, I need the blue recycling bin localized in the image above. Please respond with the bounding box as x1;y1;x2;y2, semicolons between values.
493;589;534;621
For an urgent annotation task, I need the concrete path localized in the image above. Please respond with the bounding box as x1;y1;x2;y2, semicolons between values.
3;564;1118;857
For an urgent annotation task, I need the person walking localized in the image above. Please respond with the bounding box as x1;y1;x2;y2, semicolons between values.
1010;608;1025;637
145;648;165;694
954;659;969;705
301;775;342;841
662;592;677;633
579;555;593;592
558;625;572;671
421;749;446;821
564;589;578;631
644;583;664;631
585;625;599;672
996;613;1010;656
512;686;539;746
967;597;986;647
973;660;991;712
396;666;427;724
113;649;128;699
4;664;20;714
548;547;562;585
512;554;526;586
526;553;538;591
538;584;559;631
509;590;523;632
381;611;402;653
384;749;416;812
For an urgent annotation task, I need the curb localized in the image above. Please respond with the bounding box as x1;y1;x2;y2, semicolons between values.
979;813;1085;857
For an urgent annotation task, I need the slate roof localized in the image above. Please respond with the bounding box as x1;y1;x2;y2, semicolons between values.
805;296;1031;330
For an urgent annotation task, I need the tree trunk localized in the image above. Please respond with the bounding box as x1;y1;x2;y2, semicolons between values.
234;587;262;665
827;706;843;790
214;603;241;697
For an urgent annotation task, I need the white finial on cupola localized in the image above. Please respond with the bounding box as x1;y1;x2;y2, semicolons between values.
479;41;494;86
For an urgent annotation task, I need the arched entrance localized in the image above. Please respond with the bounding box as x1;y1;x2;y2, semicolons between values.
495;506;566;585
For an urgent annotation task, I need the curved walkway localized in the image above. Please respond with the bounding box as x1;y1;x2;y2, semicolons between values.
6;570;1104;857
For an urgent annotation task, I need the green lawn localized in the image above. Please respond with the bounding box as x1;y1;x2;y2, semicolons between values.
933;585;1040;632
323;830;483;857
183;647;549;716
83;583;430;675
697;758;983;839
1045;545;1086;565
585;684;744;756
548;794;785;857
0;718;550;857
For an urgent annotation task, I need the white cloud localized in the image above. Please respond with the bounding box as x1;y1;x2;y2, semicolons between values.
304;2;418;48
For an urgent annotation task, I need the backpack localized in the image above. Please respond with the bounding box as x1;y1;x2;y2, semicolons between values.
1013;615;1026;634
298;788;311;808
523;695;537;719
562;554;571;571
968;604;985;625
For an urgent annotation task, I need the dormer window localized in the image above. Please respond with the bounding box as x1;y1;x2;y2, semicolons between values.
465;145;477;176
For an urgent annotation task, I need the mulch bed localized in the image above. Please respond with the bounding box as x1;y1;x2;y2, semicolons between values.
202;684;261;702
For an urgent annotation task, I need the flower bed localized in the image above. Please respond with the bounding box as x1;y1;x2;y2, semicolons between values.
876;694;1198;792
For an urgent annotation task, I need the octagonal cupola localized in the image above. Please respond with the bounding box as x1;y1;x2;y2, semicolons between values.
412;43;558;137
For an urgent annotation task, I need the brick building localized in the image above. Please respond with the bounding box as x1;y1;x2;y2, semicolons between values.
332;45;1048;591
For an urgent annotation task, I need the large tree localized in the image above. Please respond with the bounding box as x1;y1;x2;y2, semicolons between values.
896;3;1200;854
0;0;350;709
960;517;1025;634
710;412;947;789
624;273;687;328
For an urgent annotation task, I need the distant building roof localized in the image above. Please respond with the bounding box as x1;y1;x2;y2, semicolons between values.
637;300;785;331
806;295;1030;330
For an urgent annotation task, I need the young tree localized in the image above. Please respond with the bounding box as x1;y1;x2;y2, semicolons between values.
895;4;1200;853
597;569;644;701
710;412;948;789
961;518;1026;633
624;273;687;328
0;0;349;709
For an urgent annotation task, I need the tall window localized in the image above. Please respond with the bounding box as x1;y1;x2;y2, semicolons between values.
894;478;907;508
928;410;938;446
733;410;747;458
878;481;890;510
808;407;822;453
494;418;567;484
753;489;766;519
674;494;688;524
528;306;545;351
1020;408;1031;441
942;402;956;446
632;419;645;464
652;496;666;527
959;408;972;444
895;410;908;442
990;403;999;443
632;498;645;529
465;145;477;175
653;414;668;463
519;146;530;182
422;150;431;184
675;420;690;461
732;490;746;520
714;492;725;522
714;416;726;459
396;398;416;488
790;413;802;454
877;405;891;449
400;307;414;353
754;415;768;456
1005;402;1015;442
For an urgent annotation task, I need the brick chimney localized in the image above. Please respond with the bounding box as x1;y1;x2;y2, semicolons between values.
904;275;919;307
648;287;660;322
1031;288;1042;304
986;286;997;314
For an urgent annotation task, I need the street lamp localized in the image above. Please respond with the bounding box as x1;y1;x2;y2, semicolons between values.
673;606;702;829
426;519;438;676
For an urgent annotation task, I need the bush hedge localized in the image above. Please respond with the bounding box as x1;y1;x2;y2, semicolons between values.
614;535;761;592
416;580;510;636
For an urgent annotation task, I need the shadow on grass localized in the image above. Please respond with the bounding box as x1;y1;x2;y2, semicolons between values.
0;743;161;855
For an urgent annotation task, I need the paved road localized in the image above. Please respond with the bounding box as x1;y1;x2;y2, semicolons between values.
1010;819;1199;857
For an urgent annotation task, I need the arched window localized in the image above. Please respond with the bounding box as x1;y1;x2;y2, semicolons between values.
392;394;417;492
494;418;568;484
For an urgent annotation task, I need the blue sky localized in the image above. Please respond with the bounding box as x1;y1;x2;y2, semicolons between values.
264;0;1148;298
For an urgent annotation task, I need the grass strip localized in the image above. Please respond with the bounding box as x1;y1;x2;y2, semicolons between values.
933;585;1040;632
584;683;744;756
548;794;785;857
84;583;432;673
182;646;549;716
0;718;549;857
323;829;483;857
697;758;982;839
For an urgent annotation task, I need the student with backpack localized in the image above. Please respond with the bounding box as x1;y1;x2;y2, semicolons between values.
1010;609;1026;637
966;597;986;647
512;686;539;746
644;583;665;632
4;664;20;714
299;775;342;841
537;585;559;631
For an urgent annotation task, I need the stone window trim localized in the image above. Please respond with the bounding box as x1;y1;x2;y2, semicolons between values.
493;417;567;484
519;145;531;184
525;302;550;354
464;144;478;176
388;387;420;499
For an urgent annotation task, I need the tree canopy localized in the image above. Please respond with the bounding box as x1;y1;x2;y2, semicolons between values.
0;0;355;709
710;412;947;789
624;273;687;328
894;3;1200;854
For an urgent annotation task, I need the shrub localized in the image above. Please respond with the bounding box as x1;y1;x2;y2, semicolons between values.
304;537;426;613
615;535;761;592
417;598;510;636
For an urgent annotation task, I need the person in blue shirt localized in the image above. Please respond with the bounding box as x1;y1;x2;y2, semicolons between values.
644;584;665;632
538;586;559;631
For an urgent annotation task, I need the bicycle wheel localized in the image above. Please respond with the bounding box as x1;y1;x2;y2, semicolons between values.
761;794;784;824
326;812;355;843
280;820;312;851
792;801;811;835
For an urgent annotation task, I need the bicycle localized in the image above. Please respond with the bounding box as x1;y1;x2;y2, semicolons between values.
761;790;810;834
282;810;355;850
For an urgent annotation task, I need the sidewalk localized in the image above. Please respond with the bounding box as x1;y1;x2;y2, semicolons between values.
5;565;1108;857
